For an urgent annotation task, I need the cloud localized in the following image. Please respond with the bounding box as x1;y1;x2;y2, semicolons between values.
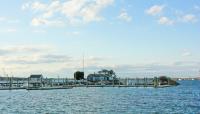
194;5;200;10
146;5;165;16
0;44;199;77
23;0;114;26
31;1;47;11
0;17;6;21
181;49;192;57
31;18;47;26
81;58;199;77
112;62;200;77
0;45;53;56
72;31;80;35
0;44;76;77
22;2;30;10
182;52;191;57
7;19;20;24
0;16;20;25
2;54;71;64
65;31;81;36
158;16;174;25
146;5;199;26
88;56;105;61
0;45;110;67
61;0;87;18
0;45;115;77
0;27;18;33
182;14;198;23
6;28;17;32
31;18;65;27
118;9;132;22
79;0;114;22
32;29;46;33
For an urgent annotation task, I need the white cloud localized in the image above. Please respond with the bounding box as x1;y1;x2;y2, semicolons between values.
87;56;111;63
0;45;53;55
22;2;30;10
31;18;46;26
182;52;191;57
66;31;81;36
194;5;200;10
8;19;20;24
0;17;6;21
32;29;46;33
31;18;65;27
61;0;88;19
72;31;80;35
173;61;200;67
181;49;192;57
2;54;71;64
23;0;114;26
118;9;132;22
182;14;198;23
31;1;47;11
0;45;75;77
158;16;174;25
61;0;114;23
146;5;165;16
99;61;200;77
146;5;199;25
0;44;114;77
0;44;198;77
0;17;20;24
6;28;17;32
80;0;114;22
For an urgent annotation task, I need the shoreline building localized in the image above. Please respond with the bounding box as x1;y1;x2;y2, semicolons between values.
87;69;117;85
28;74;44;88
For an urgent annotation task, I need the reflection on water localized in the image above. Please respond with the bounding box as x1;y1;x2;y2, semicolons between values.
0;80;199;114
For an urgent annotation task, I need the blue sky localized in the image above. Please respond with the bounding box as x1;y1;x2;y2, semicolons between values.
0;0;200;78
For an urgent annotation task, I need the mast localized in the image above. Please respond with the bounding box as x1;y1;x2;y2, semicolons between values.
2;68;6;77
82;54;85;72
198;69;200;78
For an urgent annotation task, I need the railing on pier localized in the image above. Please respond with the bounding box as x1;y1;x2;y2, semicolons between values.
0;76;174;90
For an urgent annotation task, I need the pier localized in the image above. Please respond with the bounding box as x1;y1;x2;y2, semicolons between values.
0;76;178;90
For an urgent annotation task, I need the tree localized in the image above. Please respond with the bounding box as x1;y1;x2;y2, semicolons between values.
74;71;84;80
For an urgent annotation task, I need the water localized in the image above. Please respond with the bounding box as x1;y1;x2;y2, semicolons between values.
0;80;200;114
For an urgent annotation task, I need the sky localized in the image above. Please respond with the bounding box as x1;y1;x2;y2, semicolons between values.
0;0;200;78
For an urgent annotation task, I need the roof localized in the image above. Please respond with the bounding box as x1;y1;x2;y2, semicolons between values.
30;74;43;78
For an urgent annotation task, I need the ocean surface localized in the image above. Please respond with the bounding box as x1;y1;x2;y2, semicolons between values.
0;80;199;114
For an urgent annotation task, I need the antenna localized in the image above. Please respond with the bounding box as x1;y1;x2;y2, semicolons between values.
82;53;85;72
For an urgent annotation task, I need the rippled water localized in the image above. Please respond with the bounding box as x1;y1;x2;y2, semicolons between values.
0;80;200;114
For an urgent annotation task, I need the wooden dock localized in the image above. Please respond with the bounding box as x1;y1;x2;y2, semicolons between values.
26;86;73;90
0;76;178;90
70;84;173;88
0;87;26;90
